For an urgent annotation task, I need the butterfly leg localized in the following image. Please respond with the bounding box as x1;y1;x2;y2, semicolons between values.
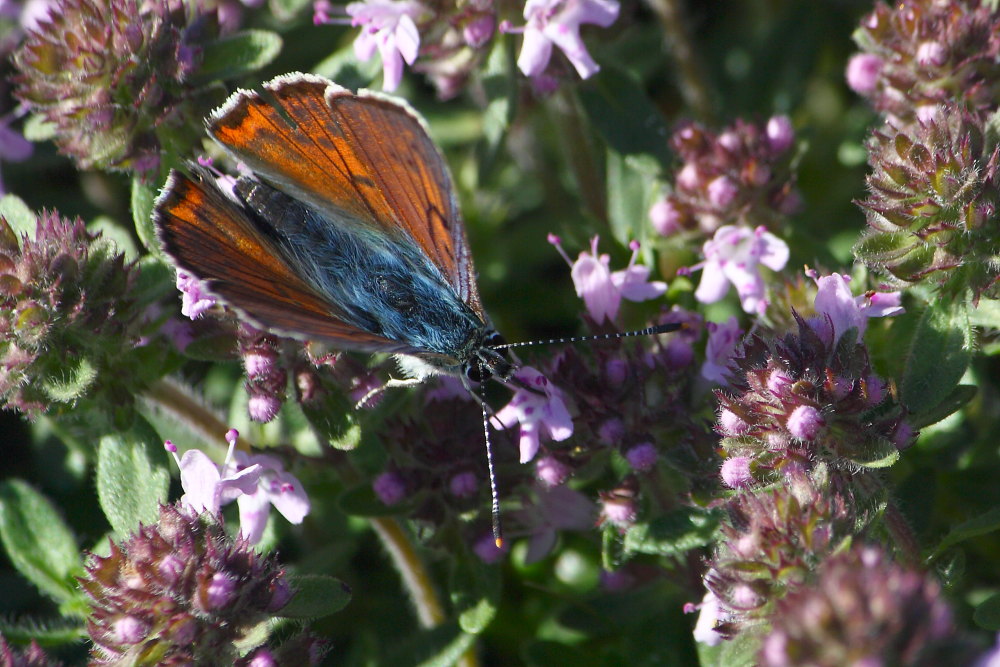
354;377;425;409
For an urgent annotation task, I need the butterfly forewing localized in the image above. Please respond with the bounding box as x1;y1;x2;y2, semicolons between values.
153;169;422;353
208;73;485;318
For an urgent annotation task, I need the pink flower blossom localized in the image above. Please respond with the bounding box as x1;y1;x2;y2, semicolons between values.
806;269;903;343
224;450;311;544
165;440;261;517
701;316;743;384
846;53;883;95
692;591;727;646
518;485;596;563
175;270;216;320
494;367;573;463
346;0;425;91
503;0;619;80
692;225;789;314
551;235;667;322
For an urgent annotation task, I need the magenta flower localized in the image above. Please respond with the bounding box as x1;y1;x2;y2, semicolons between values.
519;485;596;563
175;270;216;320
165;441;261;516
503;0;619;79
225;451;311;545
166;430;309;545
551;234;667;323
692;225;789;314
806;269;903;343
701;316;744;384
494;367;573;463
346;0;425;91
691;591;726;647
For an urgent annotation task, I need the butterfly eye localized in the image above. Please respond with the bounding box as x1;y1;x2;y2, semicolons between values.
465;363;490;383
487;332;507;348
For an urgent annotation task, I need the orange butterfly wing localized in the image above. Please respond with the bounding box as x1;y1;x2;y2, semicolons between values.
208;73;485;318
154;169;422;353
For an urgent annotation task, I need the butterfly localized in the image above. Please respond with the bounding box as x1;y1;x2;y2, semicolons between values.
153;72;513;387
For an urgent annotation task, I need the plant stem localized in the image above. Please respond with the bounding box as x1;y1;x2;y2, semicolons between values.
643;0;715;122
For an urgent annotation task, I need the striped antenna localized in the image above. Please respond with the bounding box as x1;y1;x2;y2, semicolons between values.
491;322;682;351
480;398;503;548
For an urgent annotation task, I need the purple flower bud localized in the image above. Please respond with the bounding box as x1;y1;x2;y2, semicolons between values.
766;115;794;154
766;370;792;397
113;615;149;644
473;532;507;564
598;418;626;445
707;175;739;209
892;421;914;449
536;455;571;487
720;456;752;488
243;347;277;378
373;471;407;505
248;393;281;423
463;14;494;48
158;553;185;584
846;53;883;94
268;574;293;612
600;492;637;527
676;163;701;191
449;471;478;498
649;196;684;236
205;572;236;610
605;358;628;386
246;649;278;667
717;130;741;153
718;409;749;436
625;443;658;472
916;41;946;67
787;405;823;440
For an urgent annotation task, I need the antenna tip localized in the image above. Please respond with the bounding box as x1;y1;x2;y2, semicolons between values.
495;537;504;549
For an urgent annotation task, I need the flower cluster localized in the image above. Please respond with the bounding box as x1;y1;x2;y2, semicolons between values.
854;108;1000;301
846;0;1000;126
0;635;61;666
12;0;223;175
0;212;144;421
80;503;292;665
319;0;496;98
703;470;857;637
238;327;288;423
650;116;800;238
760;545;973;666
716;311;909;484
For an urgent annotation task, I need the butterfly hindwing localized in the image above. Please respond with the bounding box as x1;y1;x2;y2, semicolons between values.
153;168;420;353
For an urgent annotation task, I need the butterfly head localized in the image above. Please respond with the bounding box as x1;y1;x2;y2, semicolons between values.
464;331;515;383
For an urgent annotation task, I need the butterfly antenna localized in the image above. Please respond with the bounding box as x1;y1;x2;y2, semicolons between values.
481;396;503;548
491;322;683;351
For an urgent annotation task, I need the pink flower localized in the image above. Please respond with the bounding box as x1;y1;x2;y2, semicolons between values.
503;0;619;80
165;441;261;517
518;485;596;563
846;53;883;95
701;316;743;384
175;270;216;320
693;225;789;314
224;451;311;544
551;235;667;323
494;367;573;463
692;591;726;647
346;0;425;91
807;269;903;343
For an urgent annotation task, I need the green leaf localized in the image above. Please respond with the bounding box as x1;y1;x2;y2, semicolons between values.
195;30;282;83
624;508;718;557
928;506;1000;562
576;64;671;165
973;592;1000;631
41;356;97;402
21;114;56;142
700;630;759;667
0;194;37;243
847;437;900;469
908;384;977;429
384;621;476;667
0;480;82;605
852;230;917;261
523;641;597;667
605;150;659;248
900;299;973;416
450;547;500;634
96;419;170;538
0;618;87;648
278;574;352;619
131;176;160;255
